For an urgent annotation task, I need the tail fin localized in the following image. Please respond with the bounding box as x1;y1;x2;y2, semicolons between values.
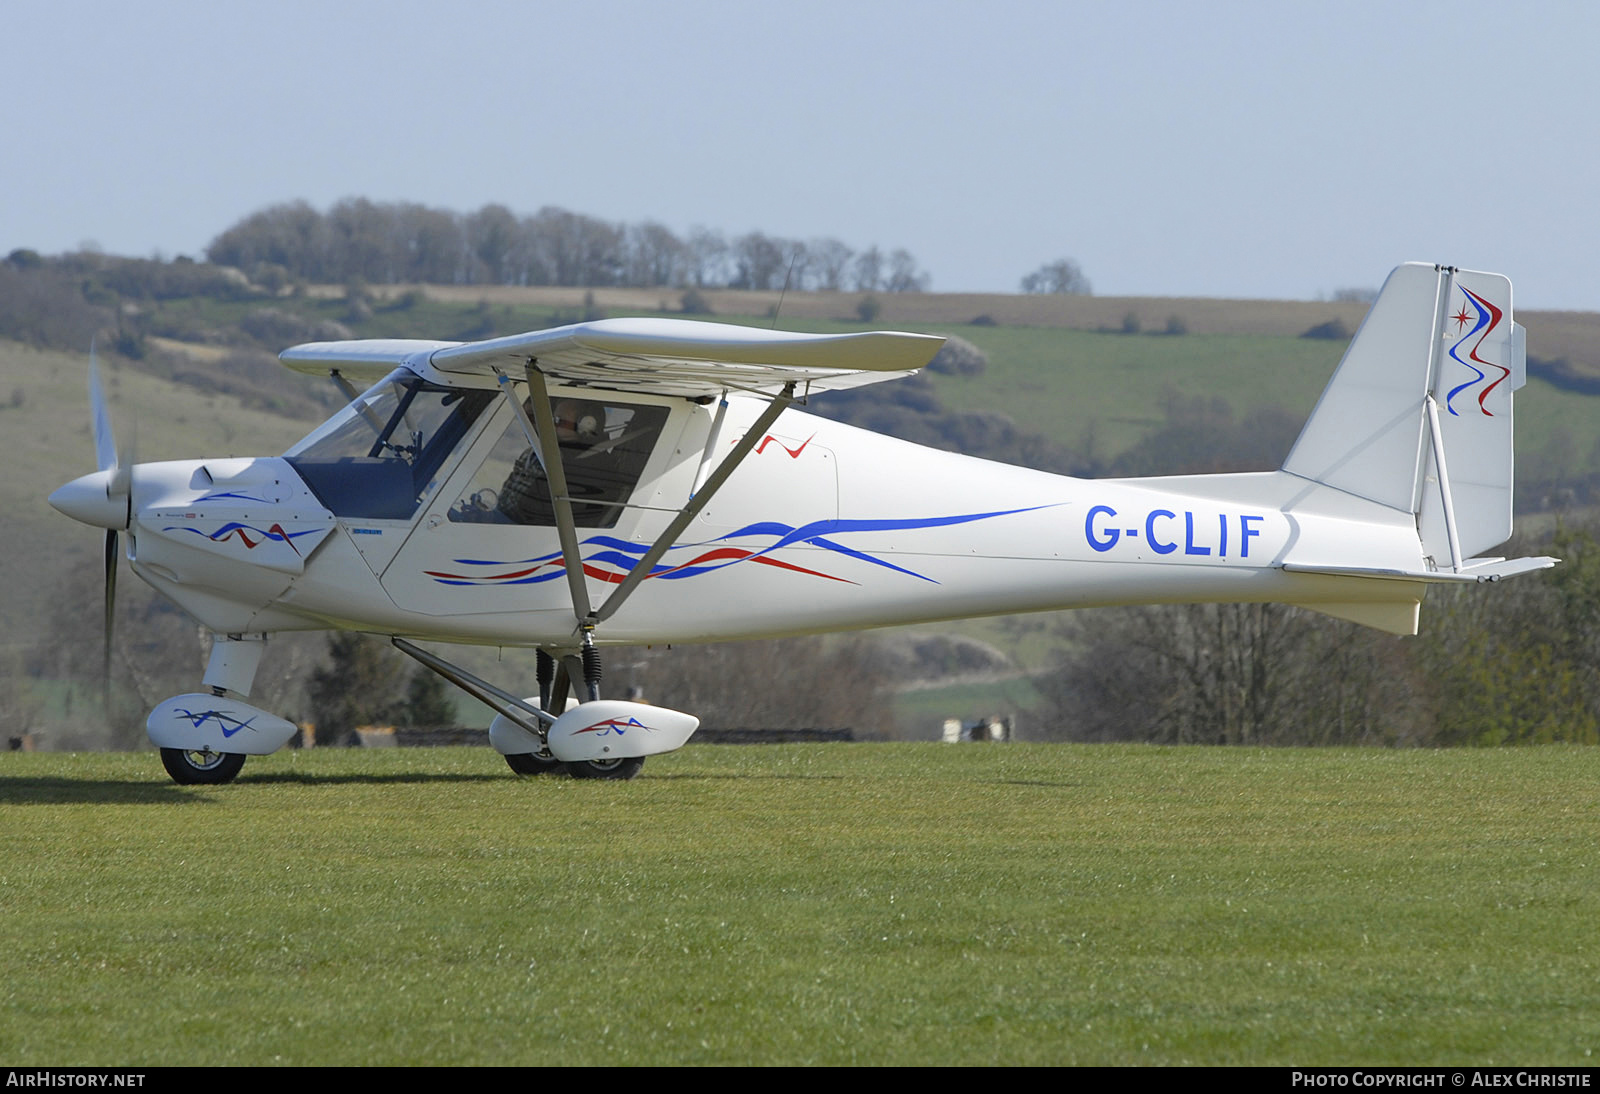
1283;262;1527;568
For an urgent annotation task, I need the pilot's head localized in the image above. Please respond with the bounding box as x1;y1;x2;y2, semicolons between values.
553;399;605;444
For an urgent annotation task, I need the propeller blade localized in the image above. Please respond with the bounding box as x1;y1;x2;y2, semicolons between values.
87;342;132;518
88;341;117;474
103;528;118;709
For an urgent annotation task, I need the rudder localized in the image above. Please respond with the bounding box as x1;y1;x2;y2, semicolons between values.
1282;263;1526;569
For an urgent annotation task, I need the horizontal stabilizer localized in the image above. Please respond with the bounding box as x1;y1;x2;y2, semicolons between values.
1283;556;1556;584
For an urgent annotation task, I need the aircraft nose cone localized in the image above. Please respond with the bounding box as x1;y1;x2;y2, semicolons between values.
49;470;130;530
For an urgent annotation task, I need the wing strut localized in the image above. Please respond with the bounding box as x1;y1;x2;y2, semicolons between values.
492;367;546;473
509;364;795;636
393;637;555;733
523;362;597;628
591;381;796;628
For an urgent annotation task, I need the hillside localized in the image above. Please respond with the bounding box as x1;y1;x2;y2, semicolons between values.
11;279;1600;742
351;281;1600;373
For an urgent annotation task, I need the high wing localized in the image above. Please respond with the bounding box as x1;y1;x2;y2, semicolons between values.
279;317;944;396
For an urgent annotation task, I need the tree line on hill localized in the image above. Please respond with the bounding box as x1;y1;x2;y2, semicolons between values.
204;199;939;294
203;199;1095;299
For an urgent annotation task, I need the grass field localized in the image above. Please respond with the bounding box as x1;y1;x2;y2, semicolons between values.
3;744;1597;1066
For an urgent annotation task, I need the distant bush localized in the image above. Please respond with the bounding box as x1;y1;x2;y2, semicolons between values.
1301;318;1351;340
679;288;712;315
111;329;146;360
342;281;373;323
1161;315;1188;336
1120;311;1142;335
925;335;988;376
1020;257;1092;295
969;314;997;327
1332;287;1377;303
249;263;291;293
856;295;881;323
78;255;254;302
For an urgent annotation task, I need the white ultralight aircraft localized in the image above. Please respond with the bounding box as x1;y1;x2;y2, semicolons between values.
49;262;1556;783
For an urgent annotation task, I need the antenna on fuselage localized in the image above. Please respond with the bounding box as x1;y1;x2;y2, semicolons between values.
770;251;799;330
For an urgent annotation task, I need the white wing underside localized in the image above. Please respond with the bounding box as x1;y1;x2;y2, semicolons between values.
279;317;943;397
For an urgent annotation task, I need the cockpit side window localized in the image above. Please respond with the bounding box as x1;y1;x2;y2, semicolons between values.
286;370;494;520
450;398;670;529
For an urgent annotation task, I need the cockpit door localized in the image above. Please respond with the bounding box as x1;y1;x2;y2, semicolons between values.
378;392;688;619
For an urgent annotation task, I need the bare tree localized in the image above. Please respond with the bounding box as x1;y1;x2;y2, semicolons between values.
684;226;729;287
624;221;687;287
528;206;625;286
1038;603;1424;745
731;232;788;291
809;237;854;291
852;246;883;292
884;248;928;293
395;203;466;284
465;204;519;284
327;198;398;284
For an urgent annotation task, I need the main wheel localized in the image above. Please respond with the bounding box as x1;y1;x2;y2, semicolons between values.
565;756;645;781
160;748;245;785
504;752;564;776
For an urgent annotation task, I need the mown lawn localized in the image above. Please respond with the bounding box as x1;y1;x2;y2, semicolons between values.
2;743;1596;1066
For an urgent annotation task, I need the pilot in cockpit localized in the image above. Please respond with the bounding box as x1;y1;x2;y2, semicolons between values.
496;398;607;524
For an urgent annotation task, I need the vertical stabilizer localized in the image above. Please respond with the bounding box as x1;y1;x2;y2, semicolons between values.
1282;263;1441;512
1282;263;1526;568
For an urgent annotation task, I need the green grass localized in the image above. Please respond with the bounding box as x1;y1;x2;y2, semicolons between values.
3;745;1597;1065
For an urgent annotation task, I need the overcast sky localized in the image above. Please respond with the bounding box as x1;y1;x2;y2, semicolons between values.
4;0;1595;309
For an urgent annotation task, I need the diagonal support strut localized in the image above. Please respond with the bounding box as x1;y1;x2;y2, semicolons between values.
523;362;595;629
591;381;796;627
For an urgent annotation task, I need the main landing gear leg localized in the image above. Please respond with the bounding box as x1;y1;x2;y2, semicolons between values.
504;648;564;776
563;641;644;781
392;639;653;782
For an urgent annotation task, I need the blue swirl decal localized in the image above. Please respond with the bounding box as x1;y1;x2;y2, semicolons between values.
426;506;1052;588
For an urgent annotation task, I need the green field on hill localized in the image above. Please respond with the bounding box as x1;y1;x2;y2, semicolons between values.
3;744;1596;1066
8;282;1600;740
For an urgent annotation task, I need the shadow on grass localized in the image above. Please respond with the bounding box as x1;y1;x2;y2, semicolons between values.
0;776;208;804
0;770;511;802
235;771;509;787
637;772;847;782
